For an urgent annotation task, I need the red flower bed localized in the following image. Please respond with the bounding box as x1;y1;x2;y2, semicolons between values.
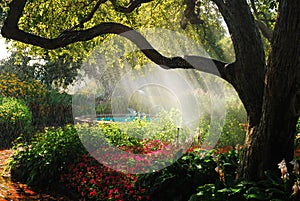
60;154;151;201
60;137;238;200
60;139;174;200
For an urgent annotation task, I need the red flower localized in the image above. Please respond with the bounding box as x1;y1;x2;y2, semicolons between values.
108;189;113;195
89;189;97;197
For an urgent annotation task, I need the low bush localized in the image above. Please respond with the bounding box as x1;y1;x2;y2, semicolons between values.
218;101;247;147
95;100;112;114
30;90;73;127
137;147;237;201
195;85;247;148
0;97;32;148
189;172;294;201
78;111;186;150
0;73;72;128
76;122;178;173
189;156;300;201
61;122;184;200
9;124;86;187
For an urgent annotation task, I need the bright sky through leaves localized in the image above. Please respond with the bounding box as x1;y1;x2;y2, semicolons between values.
0;36;9;59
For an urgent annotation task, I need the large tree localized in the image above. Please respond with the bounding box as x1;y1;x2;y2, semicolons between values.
1;0;299;180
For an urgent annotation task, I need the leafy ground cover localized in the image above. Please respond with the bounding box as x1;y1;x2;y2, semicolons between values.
2;131;300;200
3;122;236;200
0;71;299;200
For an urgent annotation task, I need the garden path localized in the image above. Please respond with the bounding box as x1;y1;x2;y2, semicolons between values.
0;149;71;201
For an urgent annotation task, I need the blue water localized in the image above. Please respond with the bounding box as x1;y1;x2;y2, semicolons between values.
96;116;151;122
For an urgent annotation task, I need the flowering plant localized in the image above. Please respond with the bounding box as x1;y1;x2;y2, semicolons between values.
0;73;46;102
61;154;151;201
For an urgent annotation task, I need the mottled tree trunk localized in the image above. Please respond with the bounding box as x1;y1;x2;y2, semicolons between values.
238;0;300;180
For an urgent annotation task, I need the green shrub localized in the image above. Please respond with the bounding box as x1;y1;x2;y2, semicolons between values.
218;100;247;147
30;90;73;127
78;110;189;151
95;100;112;114
0;97;32;148
188;151;297;201
0;73;72;127
137;149;220;201
76;122;141;150
198;94;247;148
189;172;293;201
9;124;86;187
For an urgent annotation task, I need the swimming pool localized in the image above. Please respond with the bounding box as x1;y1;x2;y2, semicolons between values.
96;116;151;122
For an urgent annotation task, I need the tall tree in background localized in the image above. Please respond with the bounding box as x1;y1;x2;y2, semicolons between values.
1;0;299;180
0;51;82;89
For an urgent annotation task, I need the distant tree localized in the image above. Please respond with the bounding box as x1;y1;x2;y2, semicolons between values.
0;51;81;89
1;0;299;180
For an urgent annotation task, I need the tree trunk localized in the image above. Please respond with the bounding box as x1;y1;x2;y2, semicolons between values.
213;0;265;125
239;0;300;180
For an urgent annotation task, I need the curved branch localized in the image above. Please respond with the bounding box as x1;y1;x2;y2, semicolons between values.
183;55;228;78
72;0;108;29
110;0;154;13
1;0;230;80
180;0;204;29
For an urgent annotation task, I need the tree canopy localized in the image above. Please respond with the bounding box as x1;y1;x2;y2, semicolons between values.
1;0;230;62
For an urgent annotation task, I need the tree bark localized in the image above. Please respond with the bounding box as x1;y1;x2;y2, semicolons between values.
239;0;300;180
212;0;266;125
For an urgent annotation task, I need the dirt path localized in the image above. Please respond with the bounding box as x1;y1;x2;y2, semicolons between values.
0;149;72;201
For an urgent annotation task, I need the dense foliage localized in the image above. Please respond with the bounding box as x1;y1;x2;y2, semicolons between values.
30;90;73;127
0;97;32;148
218;94;247;147
0;73;47;102
9;125;86;187
0;0;231;63
6;118;300;200
61;154;151;201
0;72;72;127
0;52;82;89
137;148;220;201
189;166;299;201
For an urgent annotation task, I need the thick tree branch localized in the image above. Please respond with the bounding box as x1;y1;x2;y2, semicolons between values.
110;0;154;13
183;55;228;78
180;0;203;29
210;0;226;10
72;0;108;29
1;0;229;80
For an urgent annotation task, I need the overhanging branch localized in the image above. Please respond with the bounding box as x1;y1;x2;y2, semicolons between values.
72;0;107;29
1;0;230;80
73;0;154;29
110;0;154;13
